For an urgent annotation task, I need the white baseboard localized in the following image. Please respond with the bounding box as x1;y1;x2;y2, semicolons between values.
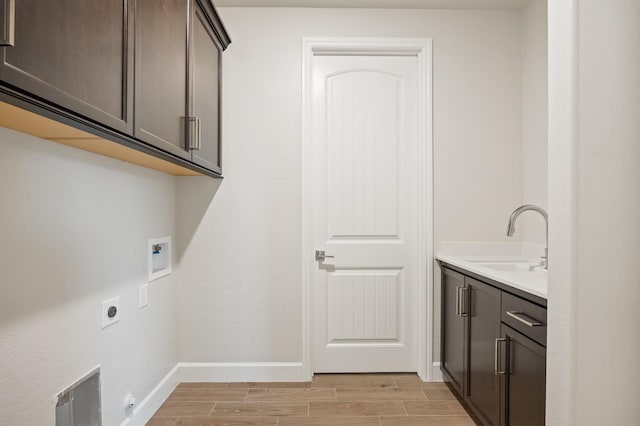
431;362;443;381
119;362;304;425
179;362;306;383
120;363;180;426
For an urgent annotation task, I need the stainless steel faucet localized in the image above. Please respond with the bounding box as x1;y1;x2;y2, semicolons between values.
506;204;548;270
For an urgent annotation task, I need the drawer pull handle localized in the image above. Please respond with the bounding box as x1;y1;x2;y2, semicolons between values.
506;310;543;327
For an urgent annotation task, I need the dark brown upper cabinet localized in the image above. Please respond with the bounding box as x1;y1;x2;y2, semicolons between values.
134;0;189;159
0;0;134;133
0;0;230;177
189;0;224;173
135;0;229;171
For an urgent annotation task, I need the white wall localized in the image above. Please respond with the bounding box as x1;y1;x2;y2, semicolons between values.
0;129;178;425
573;0;640;423
521;0;548;244
548;0;640;424
546;0;576;423
178;7;523;366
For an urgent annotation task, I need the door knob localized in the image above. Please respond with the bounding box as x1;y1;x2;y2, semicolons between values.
315;250;334;261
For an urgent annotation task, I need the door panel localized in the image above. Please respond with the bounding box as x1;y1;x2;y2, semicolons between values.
441;268;465;395
313;55;419;372
327;270;401;342
134;0;189;159
466;277;501;425
190;1;221;173
0;0;133;133
326;71;400;238
502;324;546;426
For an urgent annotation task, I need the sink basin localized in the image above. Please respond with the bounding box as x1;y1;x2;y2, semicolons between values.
436;254;549;299
468;260;543;272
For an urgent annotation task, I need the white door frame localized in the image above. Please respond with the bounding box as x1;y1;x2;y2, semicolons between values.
301;37;434;381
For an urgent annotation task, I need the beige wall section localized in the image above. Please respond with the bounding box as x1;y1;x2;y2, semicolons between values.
546;0;576;423
548;0;640;423
521;0;548;244
573;0;640;423
0;129;178;425
177;7;523;365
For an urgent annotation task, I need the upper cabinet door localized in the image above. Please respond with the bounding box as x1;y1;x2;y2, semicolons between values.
135;0;189;160
189;0;223;174
0;0;134;134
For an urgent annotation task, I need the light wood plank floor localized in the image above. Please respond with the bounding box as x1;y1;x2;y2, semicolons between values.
147;374;480;425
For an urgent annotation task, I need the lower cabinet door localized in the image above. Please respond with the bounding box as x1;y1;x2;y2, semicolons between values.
466;277;502;425
501;324;546;426
440;268;466;396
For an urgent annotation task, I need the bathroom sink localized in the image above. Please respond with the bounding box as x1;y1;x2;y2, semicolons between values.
468;259;543;272
436;253;549;299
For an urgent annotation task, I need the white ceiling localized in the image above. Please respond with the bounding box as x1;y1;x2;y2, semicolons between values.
215;0;530;10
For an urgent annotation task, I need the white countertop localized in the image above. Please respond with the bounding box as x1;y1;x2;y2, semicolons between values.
436;252;548;300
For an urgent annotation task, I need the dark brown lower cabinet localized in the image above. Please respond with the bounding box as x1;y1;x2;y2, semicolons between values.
500;324;546;426
439;264;546;426
441;268;466;395
466;278;502;425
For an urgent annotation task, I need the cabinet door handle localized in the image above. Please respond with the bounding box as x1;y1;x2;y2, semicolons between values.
187;116;201;151
495;337;508;375
195;117;202;150
506;310;543;327
455;286;464;316
1;0;15;47
460;287;469;317
187;116;196;150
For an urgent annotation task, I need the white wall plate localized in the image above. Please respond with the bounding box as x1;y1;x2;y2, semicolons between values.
102;296;120;328
148;237;172;282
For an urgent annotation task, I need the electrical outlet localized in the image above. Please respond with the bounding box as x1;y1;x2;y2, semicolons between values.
139;284;148;309
102;296;120;328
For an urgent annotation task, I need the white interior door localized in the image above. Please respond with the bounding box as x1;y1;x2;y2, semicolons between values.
312;53;420;373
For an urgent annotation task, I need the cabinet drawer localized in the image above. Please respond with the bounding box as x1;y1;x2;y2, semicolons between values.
501;292;547;346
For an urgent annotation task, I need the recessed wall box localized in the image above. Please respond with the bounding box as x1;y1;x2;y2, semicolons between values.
55;367;101;426
148;237;171;281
